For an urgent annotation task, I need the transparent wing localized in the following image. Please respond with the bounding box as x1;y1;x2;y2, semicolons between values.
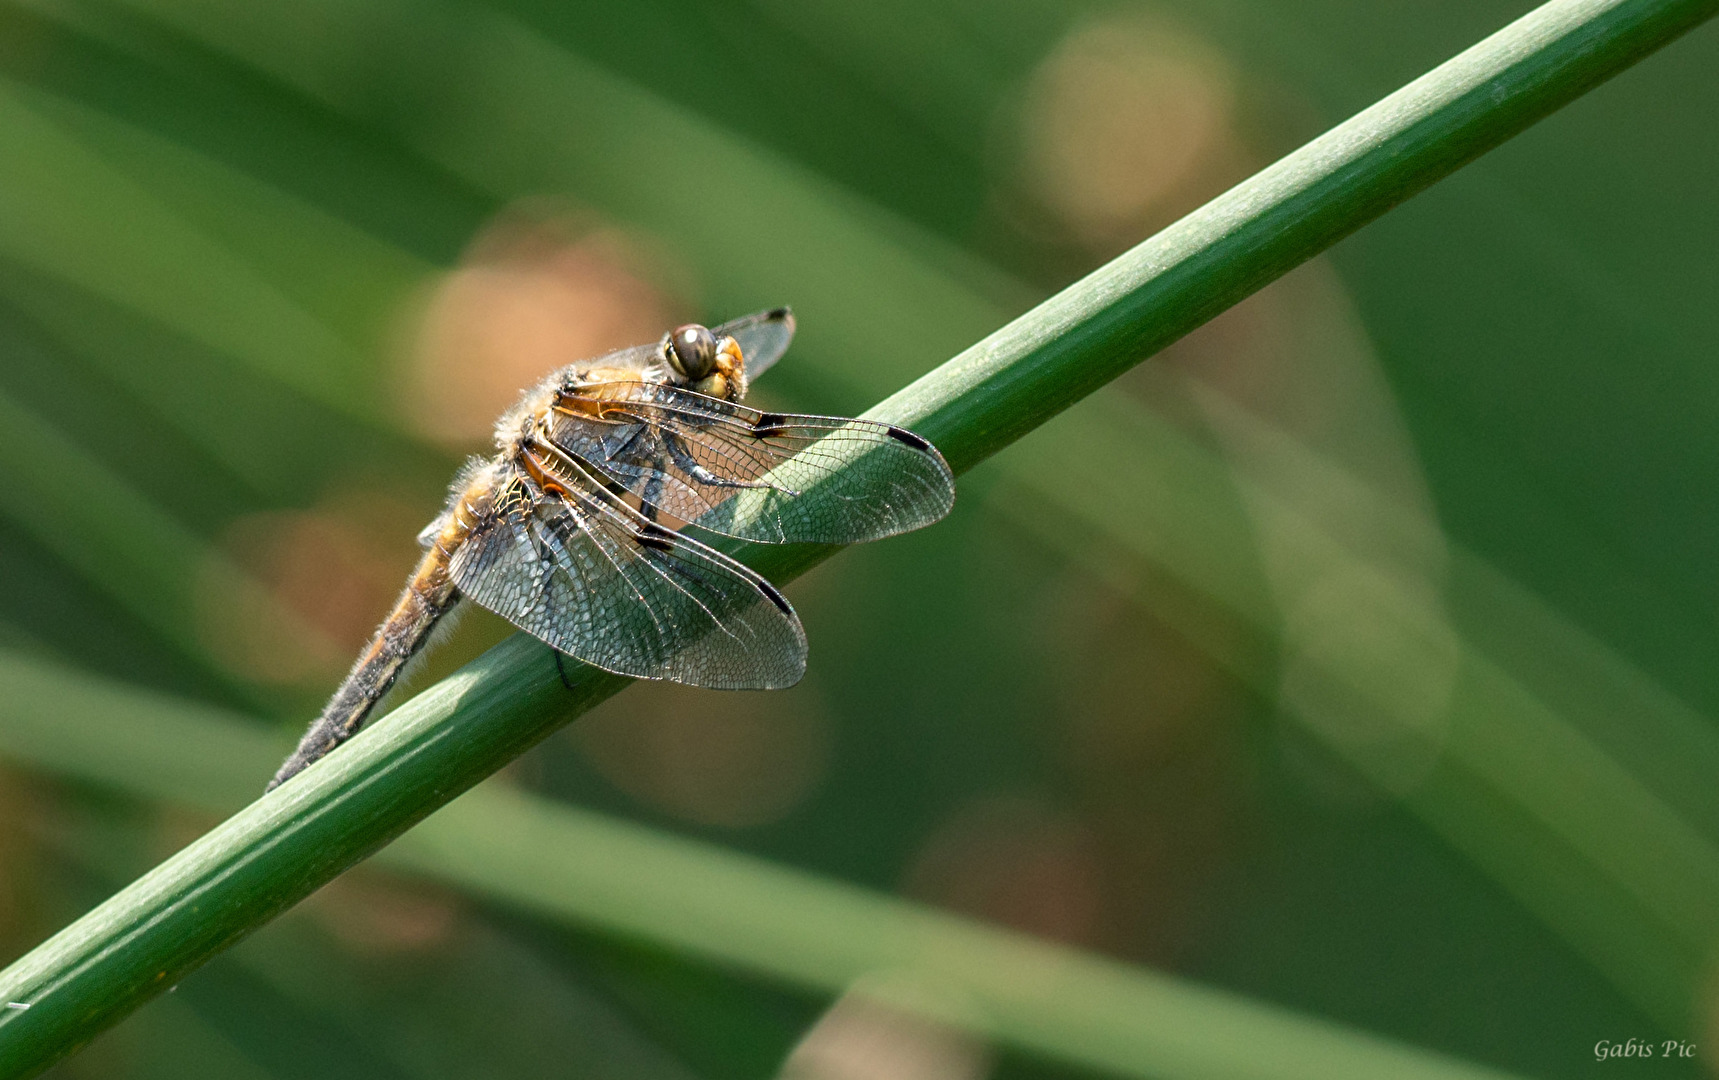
714;307;794;380
448;460;807;688
546;382;955;544
557;309;790;380
574;341;660;373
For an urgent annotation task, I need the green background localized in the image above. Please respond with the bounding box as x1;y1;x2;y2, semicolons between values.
0;0;1713;1077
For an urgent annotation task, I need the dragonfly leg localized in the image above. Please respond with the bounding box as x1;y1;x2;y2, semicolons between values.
639;471;666;524
665;432;797;496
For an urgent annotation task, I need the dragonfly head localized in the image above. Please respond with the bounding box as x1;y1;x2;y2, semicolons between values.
664;323;747;401
665;324;716;379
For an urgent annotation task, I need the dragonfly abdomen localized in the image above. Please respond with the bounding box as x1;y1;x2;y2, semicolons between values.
265;472;495;791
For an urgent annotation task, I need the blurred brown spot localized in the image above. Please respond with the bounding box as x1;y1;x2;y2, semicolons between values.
904;797;1107;949
150;805;226;864
574;678;832;828
198;486;425;690
301;868;463;955
1033;571;1249;964
1151;277;1292;407
0;767;51;959
407;209;690;447
1150;263;1405;486
781;988;989;1080
1015;15;1242;253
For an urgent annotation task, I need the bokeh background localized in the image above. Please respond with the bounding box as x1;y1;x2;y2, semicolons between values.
0;0;1715;1077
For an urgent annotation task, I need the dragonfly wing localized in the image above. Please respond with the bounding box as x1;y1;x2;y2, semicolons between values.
449;462;807;688
557;310;789;383
714;307;794;381
573;341;661;374
547;384;955;544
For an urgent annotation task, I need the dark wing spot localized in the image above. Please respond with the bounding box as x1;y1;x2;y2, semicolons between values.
886;426;933;452
764;306;791;321
635;522;678;552
755;578;794;615
753;412;787;438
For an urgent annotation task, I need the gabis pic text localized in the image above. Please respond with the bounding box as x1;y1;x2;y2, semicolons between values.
1595;1039;1696;1062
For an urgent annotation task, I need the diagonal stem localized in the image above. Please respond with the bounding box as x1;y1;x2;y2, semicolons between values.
0;0;1713;1073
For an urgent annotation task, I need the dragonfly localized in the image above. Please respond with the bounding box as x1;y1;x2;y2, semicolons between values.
268;308;955;789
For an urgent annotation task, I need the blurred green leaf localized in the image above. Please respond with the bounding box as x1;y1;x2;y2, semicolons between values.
0;77;402;419
0;382;313;710
85;0;1035;390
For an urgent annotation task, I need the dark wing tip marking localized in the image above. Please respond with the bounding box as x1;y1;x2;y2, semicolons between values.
764;306;792;321
756;578;793;615
886;426;933;452
636;522;678;552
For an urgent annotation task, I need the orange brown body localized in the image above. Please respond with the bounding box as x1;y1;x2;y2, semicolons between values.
267;308;954;791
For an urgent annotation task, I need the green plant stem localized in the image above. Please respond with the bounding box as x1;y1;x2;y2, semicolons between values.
0;0;1712;1073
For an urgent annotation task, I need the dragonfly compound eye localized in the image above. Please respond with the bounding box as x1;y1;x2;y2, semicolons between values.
667;324;718;380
